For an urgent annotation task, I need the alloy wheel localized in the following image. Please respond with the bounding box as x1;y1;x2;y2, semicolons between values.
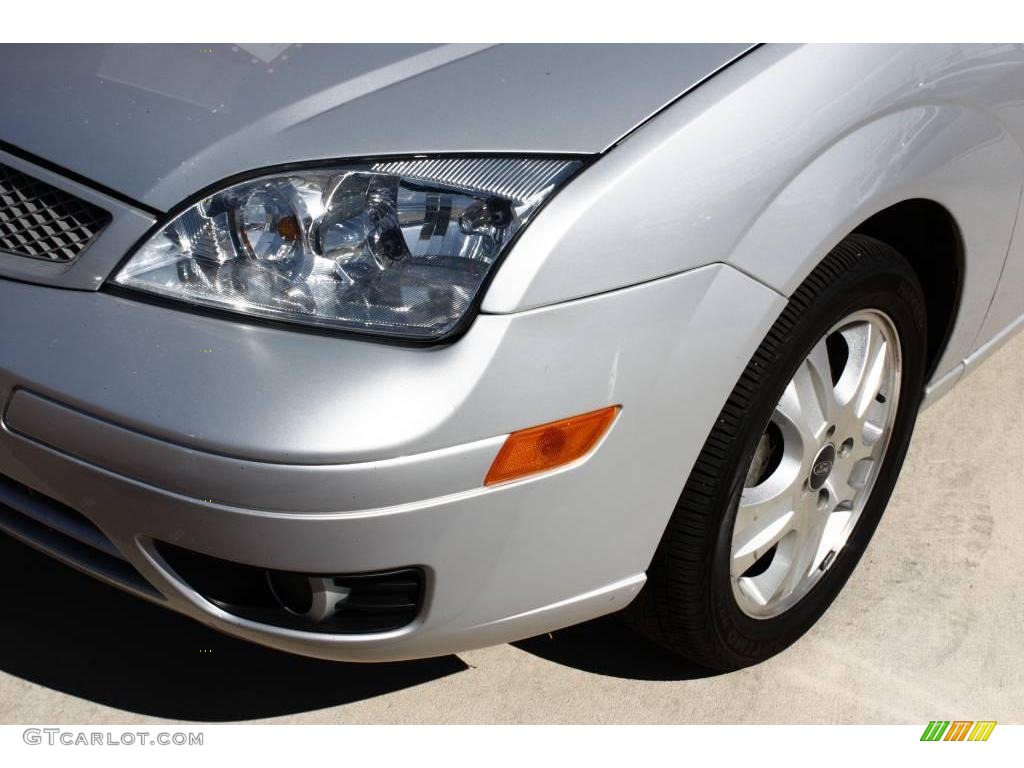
730;309;903;619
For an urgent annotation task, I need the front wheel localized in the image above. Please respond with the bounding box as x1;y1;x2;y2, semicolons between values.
628;234;929;670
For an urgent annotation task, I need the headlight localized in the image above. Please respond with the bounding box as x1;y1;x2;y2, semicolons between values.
114;157;581;340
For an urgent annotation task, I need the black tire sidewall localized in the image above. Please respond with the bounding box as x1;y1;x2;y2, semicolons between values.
707;258;928;662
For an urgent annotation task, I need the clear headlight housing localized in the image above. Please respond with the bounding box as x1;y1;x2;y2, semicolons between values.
115;157;581;340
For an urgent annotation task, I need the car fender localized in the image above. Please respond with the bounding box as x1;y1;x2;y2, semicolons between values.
483;44;1024;393
728;103;1023;387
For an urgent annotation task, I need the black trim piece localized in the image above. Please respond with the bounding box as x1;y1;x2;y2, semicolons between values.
103;283;462;349
0;162;113;263
0;472;120;559
154;540;425;635
0;474;161;600
0;139;163;218
102;152;593;348
0;505;161;599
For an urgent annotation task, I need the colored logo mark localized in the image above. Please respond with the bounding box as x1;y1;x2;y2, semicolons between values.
920;720;997;741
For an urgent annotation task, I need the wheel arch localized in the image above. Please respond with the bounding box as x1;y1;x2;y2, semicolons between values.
852;199;964;383
727;104;1023;389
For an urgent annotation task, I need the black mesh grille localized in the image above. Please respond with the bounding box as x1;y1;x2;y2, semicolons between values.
0;163;111;262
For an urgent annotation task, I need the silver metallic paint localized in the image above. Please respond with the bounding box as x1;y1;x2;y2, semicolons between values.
485;44;1024;391
0;149;156;289
0;44;1023;659
0;43;751;210
0;264;784;660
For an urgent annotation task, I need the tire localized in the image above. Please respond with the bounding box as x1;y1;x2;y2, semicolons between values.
626;234;929;670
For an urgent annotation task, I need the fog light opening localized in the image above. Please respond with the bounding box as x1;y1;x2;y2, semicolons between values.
267;572;355;623
266;571;314;616
155;540;424;634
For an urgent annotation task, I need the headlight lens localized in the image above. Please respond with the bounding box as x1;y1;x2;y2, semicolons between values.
114;157;581;339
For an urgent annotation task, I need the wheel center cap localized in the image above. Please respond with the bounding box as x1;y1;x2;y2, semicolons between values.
809;443;836;491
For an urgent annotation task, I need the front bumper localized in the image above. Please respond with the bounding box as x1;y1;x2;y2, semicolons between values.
0;262;783;661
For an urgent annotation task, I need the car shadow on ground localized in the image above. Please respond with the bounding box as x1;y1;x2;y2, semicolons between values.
0;534;466;721
0;534;719;721
514;615;723;682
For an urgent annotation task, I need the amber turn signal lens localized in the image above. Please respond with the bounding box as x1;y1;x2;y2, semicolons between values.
484;406;620;486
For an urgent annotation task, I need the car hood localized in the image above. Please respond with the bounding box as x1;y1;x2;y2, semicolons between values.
0;43;750;211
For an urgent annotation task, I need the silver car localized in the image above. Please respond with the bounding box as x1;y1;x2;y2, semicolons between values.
1;43;1021;670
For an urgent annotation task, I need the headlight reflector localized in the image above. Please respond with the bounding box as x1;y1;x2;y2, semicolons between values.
115;157;580;339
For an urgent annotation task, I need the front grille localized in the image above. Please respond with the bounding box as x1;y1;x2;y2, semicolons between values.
0;473;160;599
0;163;111;262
